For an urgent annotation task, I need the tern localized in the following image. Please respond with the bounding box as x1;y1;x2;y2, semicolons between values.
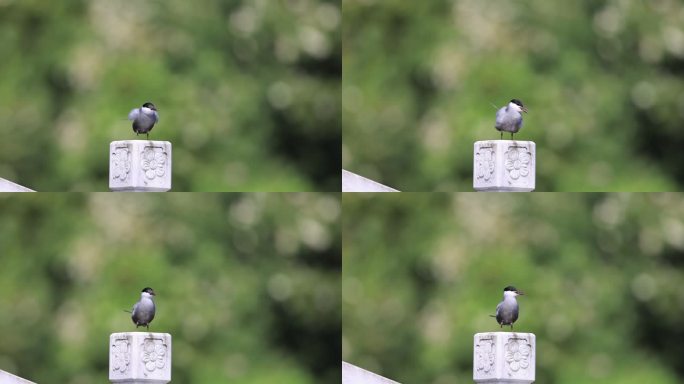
495;99;527;140
127;287;156;331
492;285;524;330
128;102;159;139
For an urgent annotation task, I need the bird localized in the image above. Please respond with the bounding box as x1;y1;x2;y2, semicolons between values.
128;102;159;139
128;287;156;331
491;285;524;330
495;99;527;140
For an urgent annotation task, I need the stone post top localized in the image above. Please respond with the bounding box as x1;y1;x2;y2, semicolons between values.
110;331;171;337
111;140;171;145
474;140;536;144
475;331;535;337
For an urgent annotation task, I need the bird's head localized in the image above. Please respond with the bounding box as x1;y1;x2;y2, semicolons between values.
503;285;524;297
510;99;527;113
142;102;157;112
141;287;156;297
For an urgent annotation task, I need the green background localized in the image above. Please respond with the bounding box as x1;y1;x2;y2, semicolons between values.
343;0;684;191
0;193;340;383
0;0;340;191
343;193;684;383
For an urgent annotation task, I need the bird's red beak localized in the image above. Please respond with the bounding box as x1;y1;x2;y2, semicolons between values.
522;107;528;113
516;290;524;295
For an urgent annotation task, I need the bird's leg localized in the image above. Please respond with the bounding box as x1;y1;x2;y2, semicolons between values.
510;133;514;140
500;132;503;140
146;133;149;140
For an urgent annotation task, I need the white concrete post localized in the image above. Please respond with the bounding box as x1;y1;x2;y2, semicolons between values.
474;332;535;384
342;362;400;384
109;332;172;384
473;140;535;192
110;140;172;192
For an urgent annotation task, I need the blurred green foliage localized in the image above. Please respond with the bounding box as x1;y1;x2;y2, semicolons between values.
0;0;340;191
343;0;684;191
343;193;684;383
0;193;340;383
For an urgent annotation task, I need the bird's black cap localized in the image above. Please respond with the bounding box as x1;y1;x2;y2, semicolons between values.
510;99;524;107
142;287;156;295
503;285;518;292
142;102;157;110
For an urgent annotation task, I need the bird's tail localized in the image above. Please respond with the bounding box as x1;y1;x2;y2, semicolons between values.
489;314;496;318
489;102;499;110
123;309;132;313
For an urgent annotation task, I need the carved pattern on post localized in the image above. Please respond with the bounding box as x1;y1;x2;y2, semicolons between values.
141;338;168;375
504;147;531;182
111;337;131;374
475;336;496;374
111;147;132;182
475;146;495;183
504;338;531;373
140;147;167;181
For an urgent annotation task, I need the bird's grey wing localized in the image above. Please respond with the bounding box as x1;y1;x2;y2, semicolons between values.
128;108;140;121
495;302;503;323
131;302;139;316
495;107;506;129
511;303;519;323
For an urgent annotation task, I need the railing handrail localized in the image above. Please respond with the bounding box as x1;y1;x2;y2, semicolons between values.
0;178;34;192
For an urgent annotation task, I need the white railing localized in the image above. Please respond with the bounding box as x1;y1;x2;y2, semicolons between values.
0;178;34;192
342;362;400;384
342;170;399;192
0;369;36;384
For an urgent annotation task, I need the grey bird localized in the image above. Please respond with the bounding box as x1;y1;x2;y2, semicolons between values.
495;99;527;140
128;102;159;139
129;287;156;331
492;285;524;329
